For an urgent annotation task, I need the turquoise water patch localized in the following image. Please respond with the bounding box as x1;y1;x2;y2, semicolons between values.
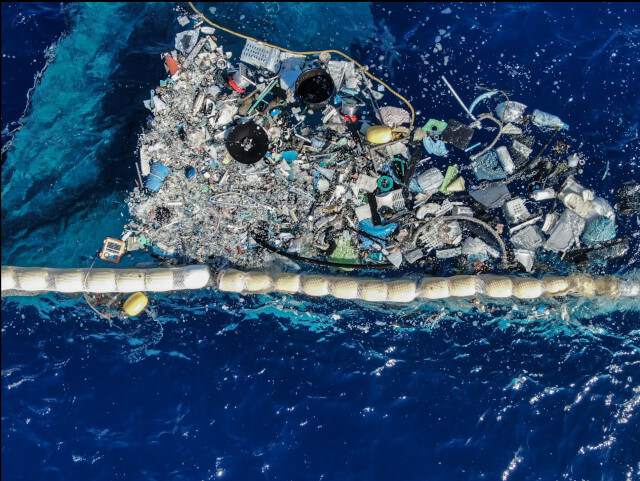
1;3;174;267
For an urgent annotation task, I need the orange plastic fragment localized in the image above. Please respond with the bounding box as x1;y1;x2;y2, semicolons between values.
165;55;179;75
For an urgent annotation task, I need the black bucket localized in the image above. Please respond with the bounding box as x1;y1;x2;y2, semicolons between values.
295;69;335;111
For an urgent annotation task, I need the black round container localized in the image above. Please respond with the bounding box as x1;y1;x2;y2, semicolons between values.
295;69;335;110
225;121;269;165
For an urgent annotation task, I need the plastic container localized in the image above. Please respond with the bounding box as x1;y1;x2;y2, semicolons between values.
495;101;527;123
495;146;515;174
531;109;569;130
366;125;392;144
165;55;179;75
145;162;170;192
123;292;149;317
532;188;556;201
295;69;335;110
340;95;365;117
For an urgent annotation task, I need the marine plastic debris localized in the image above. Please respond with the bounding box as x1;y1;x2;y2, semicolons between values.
118;13;629;277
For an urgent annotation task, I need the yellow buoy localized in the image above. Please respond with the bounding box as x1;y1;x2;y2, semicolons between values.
123;292;148;317
366;125;393;144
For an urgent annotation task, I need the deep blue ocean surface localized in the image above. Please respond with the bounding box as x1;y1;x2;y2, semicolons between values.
2;3;640;480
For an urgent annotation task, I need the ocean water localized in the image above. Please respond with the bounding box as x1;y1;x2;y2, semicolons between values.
2;3;640;480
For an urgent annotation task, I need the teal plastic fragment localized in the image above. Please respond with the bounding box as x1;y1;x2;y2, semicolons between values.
378;176;394;192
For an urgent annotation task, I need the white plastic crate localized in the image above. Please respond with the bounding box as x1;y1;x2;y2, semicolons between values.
240;40;280;72
503;198;531;224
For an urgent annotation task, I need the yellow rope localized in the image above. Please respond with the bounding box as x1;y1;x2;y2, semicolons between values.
188;2;415;129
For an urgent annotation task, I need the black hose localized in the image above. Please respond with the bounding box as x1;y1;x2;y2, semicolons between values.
254;235;394;270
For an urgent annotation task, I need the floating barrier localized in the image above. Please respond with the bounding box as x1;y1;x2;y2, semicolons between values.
2;266;638;302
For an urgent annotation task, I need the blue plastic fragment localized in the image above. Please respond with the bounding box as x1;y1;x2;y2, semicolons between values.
144;162;170;192
581;217;616;246
359;236;375;249
359;219;397;239
464;142;482;152
283;151;298;163
469;91;498;116
423;136;448;156
409;177;422;193
185;166;196;179
472;150;506;181
467;252;489;262
311;137;325;149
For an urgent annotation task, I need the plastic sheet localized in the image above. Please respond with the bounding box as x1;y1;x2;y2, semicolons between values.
471;151;506;181
423;136;448;156
581;217;616;246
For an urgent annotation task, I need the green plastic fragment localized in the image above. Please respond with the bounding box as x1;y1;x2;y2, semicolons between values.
328;235;360;271
439;164;459;194
422;119;448;135
137;235;150;246
200;183;210;192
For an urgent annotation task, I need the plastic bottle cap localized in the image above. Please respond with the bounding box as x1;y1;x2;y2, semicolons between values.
378;176;393;192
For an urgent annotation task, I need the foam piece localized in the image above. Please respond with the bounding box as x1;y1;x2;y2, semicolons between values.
331;278;360;299
54;269;85;293
595;275;620;298
420;277;450;299
359;280;389;302
1;267;17;290
484;276;513;298
86;269;117;293
244;271;272;293
512;278;543;299
145;269;175;292
387;280;417;303
302;275;330;297
182;265;210;289
448;275;476;297
274;273;301;293
218;270;246;293
18;267;49;291
542;276;569;295
568;273;596;297
115;270;146;292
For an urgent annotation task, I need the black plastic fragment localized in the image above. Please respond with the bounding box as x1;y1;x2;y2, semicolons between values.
441;119;474;150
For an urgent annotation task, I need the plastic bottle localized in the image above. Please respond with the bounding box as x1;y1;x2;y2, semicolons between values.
531;188;556;201
531;109;569;130
496;146;515;174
